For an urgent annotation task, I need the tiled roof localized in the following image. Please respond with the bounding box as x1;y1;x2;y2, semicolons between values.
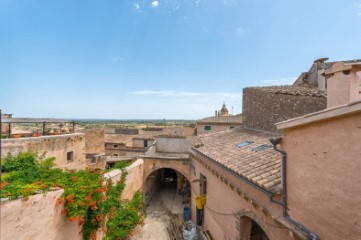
193;127;282;193
246;86;326;98
197;114;242;124
105;134;135;145
105;126;194;144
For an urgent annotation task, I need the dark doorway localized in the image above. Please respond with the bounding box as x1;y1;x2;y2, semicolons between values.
240;216;269;240
251;220;269;240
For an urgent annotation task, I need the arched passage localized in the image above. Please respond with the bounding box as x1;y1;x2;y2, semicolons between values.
143;167;191;214
240;216;269;240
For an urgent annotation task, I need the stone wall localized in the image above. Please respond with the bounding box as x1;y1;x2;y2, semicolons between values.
155;137;189;153
242;88;326;133
1;133;86;166
81;128;105;153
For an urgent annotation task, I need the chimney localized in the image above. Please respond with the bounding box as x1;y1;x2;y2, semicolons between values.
215;110;217;117
314;57;329;93
324;62;361;108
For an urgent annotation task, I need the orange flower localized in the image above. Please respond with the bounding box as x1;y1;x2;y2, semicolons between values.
91;205;98;211
71;176;78;182
89;201;96;207
85;194;92;202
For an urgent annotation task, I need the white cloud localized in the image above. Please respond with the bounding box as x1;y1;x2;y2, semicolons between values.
134;3;140;10
151;1;159;8
111;57;125;62
128;90;242;100
261;77;297;86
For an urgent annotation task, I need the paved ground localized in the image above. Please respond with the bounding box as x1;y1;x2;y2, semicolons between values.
131;181;186;240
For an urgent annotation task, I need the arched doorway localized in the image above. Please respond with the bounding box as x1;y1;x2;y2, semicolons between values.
143;168;191;213
240;216;269;240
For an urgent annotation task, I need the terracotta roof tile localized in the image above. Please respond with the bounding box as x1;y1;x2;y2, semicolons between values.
193;127;282;193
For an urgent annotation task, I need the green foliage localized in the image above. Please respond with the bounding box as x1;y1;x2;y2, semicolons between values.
0;152;144;240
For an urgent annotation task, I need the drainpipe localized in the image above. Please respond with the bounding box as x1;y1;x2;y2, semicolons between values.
270;138;318;240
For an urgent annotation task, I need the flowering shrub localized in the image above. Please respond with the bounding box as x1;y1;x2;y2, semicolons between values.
0;152;143;240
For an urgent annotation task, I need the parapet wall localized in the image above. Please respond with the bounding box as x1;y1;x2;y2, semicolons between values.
242;88;326;133
1;133;86;166
0;190;82;240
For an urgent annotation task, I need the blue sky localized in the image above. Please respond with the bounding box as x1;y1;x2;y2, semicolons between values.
1;0;360;119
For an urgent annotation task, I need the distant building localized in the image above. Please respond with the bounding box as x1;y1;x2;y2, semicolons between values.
196;103;242;135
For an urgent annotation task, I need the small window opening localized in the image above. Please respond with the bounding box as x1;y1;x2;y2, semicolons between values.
200;174;207;195
67;151;74;162
204;126;211;131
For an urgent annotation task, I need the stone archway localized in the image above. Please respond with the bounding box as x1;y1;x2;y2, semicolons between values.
143;167;191;207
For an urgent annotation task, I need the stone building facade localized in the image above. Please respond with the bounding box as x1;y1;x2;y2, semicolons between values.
1;133;86;167
242;86;326;133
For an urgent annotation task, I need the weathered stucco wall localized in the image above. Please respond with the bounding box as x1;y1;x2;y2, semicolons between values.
242;88;326;133
0;190;82;240
133;139;154;148
122;159;144;200
281;112;361;240
104;159;144;200
155;137;189;153
190;153;292;240
82;128;105;153
1;133;86;166
197;123;239;135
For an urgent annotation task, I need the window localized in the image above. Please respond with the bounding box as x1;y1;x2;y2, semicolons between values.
113;144;118;148
251;144;272;152
200;174;207;195
67;151;74;162
144;140;148;147
113;153;119;157
236;141;253;148
204;126;211;131
230;126;235;129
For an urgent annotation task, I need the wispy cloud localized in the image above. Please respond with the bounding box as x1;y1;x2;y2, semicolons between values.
128;90;242;100
261;77;296;86
134;3;140;10
111;57;125;62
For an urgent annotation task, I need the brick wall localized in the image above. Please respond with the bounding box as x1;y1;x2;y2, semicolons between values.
242;88;326;133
